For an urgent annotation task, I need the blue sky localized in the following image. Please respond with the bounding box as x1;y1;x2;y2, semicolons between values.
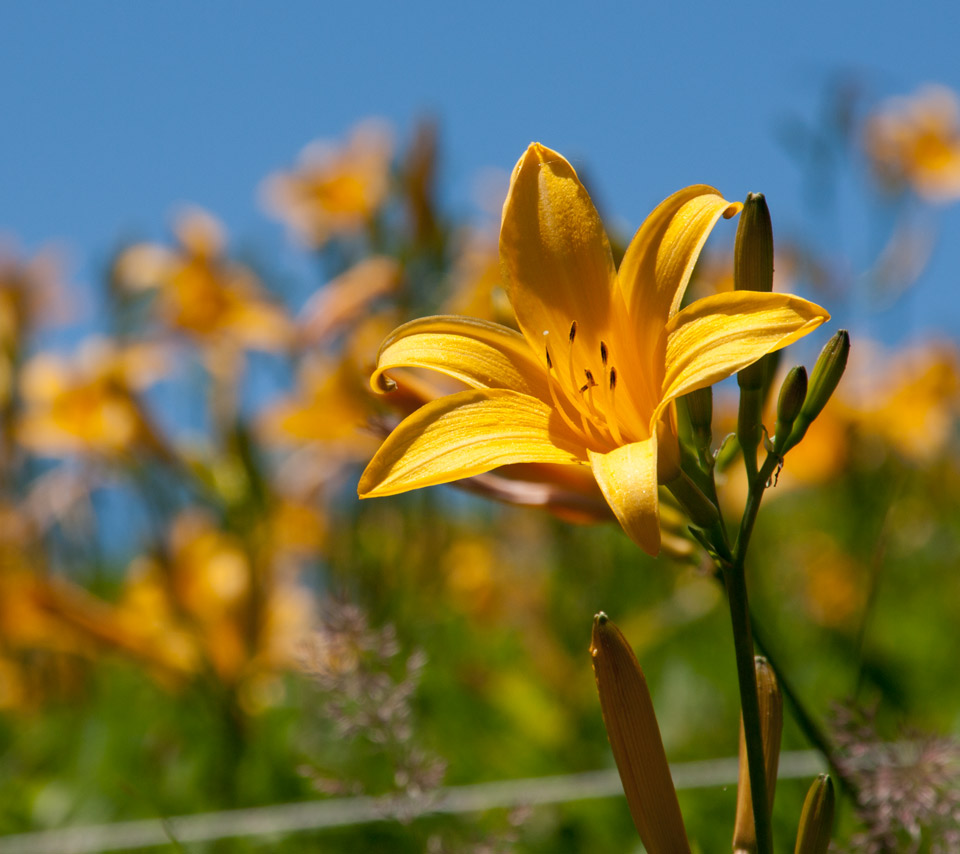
3;1;960;341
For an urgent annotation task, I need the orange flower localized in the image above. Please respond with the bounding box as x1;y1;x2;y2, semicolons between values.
262;120;393;247
0;242;66;348
114;208;292;351
17;338;169;457
863;86;960;202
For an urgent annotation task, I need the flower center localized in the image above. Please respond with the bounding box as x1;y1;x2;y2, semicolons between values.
543;321;626;451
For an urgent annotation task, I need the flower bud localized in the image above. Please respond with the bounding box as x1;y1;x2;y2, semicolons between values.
773;366;808;456
794;774;835;854
733;657;783;854
666;470;719;529
784;330;850;452
734;194;775;456
734;193;774;294
590;613;690;854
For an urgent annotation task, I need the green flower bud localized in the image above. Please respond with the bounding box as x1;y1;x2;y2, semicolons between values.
734;194;776;472
785;330;850;452
773;366;808;455
794;774;835;854
734;193;774;294
666;470;719;529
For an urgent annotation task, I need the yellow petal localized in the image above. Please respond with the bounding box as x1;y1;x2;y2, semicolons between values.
588;437;660;555
656;291;829;423
618;187;740;386
499;143;618;389
371;315;551;401
358;388;585;498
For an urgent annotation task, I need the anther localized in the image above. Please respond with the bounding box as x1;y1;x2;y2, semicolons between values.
579;383;590;393
568;321;577;342
609;368;617;390
584;369;596;386
600;341;608;366
545;347;553;369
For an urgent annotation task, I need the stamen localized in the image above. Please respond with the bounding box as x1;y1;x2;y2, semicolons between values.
566;332;579;394
600;341;608;366
604;366;625;445
578;370;616;446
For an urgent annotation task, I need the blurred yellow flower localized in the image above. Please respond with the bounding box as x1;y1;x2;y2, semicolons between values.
262;120;393;247
114;208;292;351
443;229;515;326
297;256;400;346
260;355;378;450
360;144;828;554
843;340;960;463
17;338;169;457
0;243;65;347
119;510;316;687
863;86;960;202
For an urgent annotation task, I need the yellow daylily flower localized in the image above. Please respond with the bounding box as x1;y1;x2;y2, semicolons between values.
261;120;393;248
114;208;293;352
863;85;960;202
17;337;170;458
359;144;829;554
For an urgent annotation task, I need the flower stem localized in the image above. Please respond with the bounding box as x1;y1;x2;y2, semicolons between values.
720;450;783;854
721;557;773;854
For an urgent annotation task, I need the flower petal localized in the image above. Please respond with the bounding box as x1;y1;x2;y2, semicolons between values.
656;291;830;422
617;187;740;388
588;437;661;556
499;143;618;393
358;388;586;498
371;315;551;401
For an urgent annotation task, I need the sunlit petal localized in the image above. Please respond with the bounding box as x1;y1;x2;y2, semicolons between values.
618;187;740;386
588;437;660;556
656;291;829;421
359;388;586;498
499;143;617;381
371;315;552;401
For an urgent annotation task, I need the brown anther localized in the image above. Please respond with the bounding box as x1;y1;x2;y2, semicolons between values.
584;369;596;386
569;321;578;342
545;347;553;369
600;341;608;366
609;367;617;390
579;383;590;393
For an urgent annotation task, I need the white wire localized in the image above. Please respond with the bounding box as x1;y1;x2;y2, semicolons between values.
0;750;827;854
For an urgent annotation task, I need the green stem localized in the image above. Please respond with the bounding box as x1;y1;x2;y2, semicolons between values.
722;559;773;854
722;451;783;854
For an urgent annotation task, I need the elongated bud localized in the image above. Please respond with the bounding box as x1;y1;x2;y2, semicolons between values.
666;470;719;529
794;775;835;854
773;366;808;456
684;387;713;458
735;194;775;424
784;330;850;452
590;613;690;854
733;657;783;854
801;330;850;422
734;193;774;295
